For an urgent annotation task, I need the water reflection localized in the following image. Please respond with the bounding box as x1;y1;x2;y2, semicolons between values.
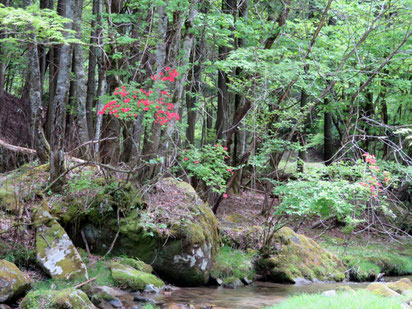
123;276;411;309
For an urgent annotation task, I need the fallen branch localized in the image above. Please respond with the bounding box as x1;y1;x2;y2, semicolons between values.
0;138;35;154
73;277;96;289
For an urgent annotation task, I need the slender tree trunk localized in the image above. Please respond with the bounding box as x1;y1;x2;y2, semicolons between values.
72;0;89;152
297;86;308;172
50;0;75;190
141;5;168;159
324;100;333;164
86;0;99;140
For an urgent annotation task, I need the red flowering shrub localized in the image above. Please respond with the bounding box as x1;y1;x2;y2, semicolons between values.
359;153;391;198
98;67;180;126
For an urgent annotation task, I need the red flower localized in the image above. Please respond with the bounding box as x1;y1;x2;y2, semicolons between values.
194;160;199;164
223;193;228;198
184;157;188;161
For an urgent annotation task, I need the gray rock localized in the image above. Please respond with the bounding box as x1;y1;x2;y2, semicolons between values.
144;284;160;293
241;277;253;285
222;277;244;289
133;296;157;304
321;290;337;296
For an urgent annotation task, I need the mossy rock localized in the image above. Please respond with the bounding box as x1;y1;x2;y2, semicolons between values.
109;262;164;291
336;285;354;293
80;178;220;286
366;282;401;297
20;288;96;309
34;204;88;281
117;258;153;273
0;260;31;303
222;276;244;289
386;278;412;295
259;227;346;283
0;164;48;215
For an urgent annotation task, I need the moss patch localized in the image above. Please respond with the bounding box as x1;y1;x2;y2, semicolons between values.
320;237;412;282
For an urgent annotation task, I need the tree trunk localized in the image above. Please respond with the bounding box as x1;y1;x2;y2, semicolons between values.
324;103;333;164
72;0;89;152
50;0;75;190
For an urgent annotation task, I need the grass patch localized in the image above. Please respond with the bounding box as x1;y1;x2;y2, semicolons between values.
266;290;410;309
211;246;256;280
320;237;412;281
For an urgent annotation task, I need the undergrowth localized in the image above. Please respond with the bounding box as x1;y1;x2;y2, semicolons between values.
320;236;412;281
211;246;256;280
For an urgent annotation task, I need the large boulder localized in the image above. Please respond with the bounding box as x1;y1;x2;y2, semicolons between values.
366;282;401;297
33;203;88;281
0;260;31;303
20;288;96;309
259;227;346;283
75;178;220;286
386;278;412;295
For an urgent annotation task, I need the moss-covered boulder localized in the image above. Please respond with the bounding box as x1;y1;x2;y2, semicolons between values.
109;262;164;291
80;178;220;286
34;204;88;281
386;278;412;295
366;282;401;297
259;227;346;283
20;288;96;309
336;285;354;293
0;164;48;215
0;260;31;303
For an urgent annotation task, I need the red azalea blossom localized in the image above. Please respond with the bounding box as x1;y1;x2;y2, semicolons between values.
223;193;228;198
184;157;188;161
98;68;180;126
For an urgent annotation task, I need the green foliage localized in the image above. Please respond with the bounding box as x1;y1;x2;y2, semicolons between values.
265;290;409;309
179;143;235;194
211;246;256;280
68;170;100;193
0;4;78;44
0;242;36;269
270;158;398;234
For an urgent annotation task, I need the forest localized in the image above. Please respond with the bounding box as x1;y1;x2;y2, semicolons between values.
0;0;411;308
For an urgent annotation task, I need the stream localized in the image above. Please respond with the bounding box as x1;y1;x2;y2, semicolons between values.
116;275;412;309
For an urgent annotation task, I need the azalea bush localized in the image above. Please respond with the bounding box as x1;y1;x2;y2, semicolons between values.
179;143;235;195
272;153;396;231
99;67;180;126
260;153;403;255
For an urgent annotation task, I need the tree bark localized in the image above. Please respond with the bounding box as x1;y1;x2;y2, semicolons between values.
50;0;75;190
72;0;89;152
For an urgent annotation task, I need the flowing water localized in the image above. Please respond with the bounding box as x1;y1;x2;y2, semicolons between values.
117;275;411;309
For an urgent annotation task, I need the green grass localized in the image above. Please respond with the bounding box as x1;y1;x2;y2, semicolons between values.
211;246;256;280
320;237;412;281
265;290;410;309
